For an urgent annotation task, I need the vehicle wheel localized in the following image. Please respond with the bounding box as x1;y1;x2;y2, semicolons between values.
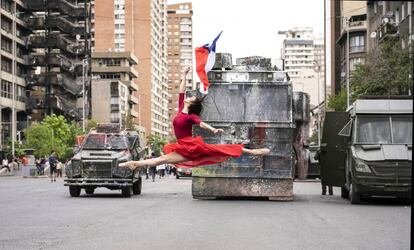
85;187;95;195
132;177;142;195
349;182;360;204
341;187;349;199
69;186;81;197
176;175;179;179
121;187;131;197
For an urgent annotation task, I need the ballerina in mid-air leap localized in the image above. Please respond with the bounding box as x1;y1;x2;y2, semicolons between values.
120;67;270;170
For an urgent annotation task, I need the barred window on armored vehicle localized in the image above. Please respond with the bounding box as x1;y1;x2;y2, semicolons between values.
83;134;106;149
107;134;128;149
391;116;412;144
357;117;391;144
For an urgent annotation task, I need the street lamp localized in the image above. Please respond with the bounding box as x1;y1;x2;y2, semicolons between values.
82;58;89;132
345;17;350;109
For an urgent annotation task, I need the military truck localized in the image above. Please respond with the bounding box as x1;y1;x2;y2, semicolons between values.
64;124;145;197
319;97;412;204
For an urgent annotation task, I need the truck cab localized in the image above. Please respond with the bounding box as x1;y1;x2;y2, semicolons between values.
64;124;145;197
319;98;412;204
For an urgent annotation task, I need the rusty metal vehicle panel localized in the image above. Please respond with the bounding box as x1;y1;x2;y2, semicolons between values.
191;54;308;200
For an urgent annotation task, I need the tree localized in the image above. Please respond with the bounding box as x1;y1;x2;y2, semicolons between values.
328;37;412;111
351;37;412;98
327;89;347;111
147;134;167;156
23;115;82;160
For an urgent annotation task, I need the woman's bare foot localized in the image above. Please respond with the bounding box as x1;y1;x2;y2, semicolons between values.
251;148;270;156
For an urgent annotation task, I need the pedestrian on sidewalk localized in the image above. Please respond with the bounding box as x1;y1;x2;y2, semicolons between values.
1;158;10;172
49;151;58;182
56;161;63;178
157;163;166;179
120;67;270;171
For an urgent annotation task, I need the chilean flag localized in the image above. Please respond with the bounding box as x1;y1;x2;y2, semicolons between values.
195;31;222;93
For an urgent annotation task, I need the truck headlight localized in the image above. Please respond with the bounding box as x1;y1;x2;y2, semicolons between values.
355;159;371;173
71;160;82;177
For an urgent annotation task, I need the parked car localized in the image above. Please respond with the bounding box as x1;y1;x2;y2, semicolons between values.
64;124;146;197
176;167;192;179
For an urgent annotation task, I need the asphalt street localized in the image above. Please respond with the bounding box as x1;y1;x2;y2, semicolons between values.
0;176;411;250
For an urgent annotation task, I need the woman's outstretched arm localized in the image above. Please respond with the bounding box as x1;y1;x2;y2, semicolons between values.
199;122;224;134
179;67;190;93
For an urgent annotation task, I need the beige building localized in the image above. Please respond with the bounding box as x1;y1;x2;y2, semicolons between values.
1;0;29;149
166;2;193;139
91;52;139;126
93;0;169;139
279;27;325;106
330;1;367;96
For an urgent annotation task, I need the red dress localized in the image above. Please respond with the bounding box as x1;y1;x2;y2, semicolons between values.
163;93;244;167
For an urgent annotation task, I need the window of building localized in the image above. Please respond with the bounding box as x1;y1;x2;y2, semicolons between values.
1;16;13;33
16;63;26;77
1;80;12;98
350;35;365;53
1;36;12;53
1;0;13;13
350;57;364;71
1;56;12;73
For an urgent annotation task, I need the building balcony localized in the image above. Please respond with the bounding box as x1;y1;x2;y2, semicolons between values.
130;109;139;118
128;95;139;105
122;80;139;92
378;22;398;43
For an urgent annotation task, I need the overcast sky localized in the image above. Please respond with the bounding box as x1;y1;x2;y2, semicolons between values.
167;0;326;62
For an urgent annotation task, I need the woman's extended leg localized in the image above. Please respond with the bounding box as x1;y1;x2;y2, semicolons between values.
241;148;270;156
119;152;188;170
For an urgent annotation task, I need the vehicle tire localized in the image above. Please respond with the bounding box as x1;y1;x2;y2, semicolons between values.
121;187;131;197
85;187;94;195
132;177;142;195
341;187;349;199
349;182;361;204
69;186;81;197
176;175;179;179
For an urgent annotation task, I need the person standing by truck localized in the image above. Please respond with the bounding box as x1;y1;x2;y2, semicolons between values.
49;151;58;182
315;150;333;195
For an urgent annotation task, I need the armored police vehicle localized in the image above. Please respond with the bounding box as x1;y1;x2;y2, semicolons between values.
64;124;145;197
319;97;412;204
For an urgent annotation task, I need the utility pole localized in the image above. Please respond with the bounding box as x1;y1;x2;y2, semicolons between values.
82;58;88;132
346;17;350;109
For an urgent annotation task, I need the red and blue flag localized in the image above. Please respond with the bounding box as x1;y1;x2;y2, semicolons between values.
195;31;223;93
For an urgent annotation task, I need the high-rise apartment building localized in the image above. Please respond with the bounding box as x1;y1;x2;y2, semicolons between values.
0;0;28;149
279;27;325;106
166;2;193;139
93;0;169;139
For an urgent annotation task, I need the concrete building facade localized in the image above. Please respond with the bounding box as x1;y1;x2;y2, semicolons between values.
330;1;367;96
366;1;413;51
93;0;169;139
91;51;139;127
0;0;28;150
279;27;325;106
166;2;193;139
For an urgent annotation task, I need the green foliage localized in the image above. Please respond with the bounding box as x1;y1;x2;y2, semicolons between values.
23;115;82;160
351;37;412;97
86;119;98;133
147;134;167;156
327;89;347;111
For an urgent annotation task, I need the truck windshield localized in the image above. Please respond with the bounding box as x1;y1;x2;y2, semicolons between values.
82;133;128;150
356;116;412;144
